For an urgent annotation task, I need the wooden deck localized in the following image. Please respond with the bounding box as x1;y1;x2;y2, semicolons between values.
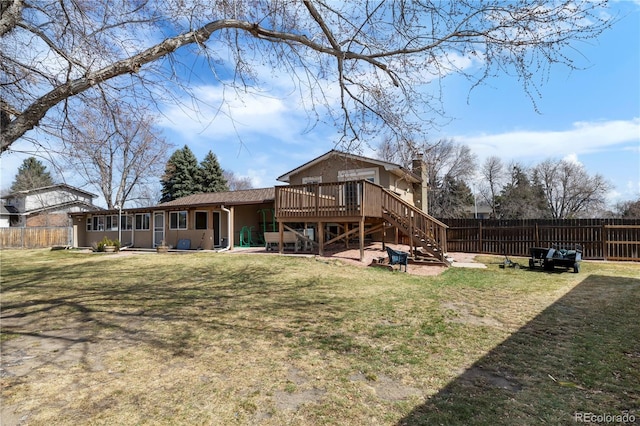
275;181;449;264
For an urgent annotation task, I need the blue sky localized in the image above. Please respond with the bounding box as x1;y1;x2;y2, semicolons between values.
157;1;640;207
1;1;638;209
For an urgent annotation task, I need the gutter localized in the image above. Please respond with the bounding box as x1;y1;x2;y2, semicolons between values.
219;205;231;252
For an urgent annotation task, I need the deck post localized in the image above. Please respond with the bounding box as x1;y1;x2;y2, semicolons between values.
359;218;365;261
344;222;349;249
318;221;324;256
279;221;284;254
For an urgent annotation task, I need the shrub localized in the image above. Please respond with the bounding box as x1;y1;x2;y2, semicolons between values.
96;236;120;252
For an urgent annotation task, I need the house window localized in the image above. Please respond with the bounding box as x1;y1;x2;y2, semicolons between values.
135;213;150;230
195;211;207;230
302;176;322;184
121;214;133;230
92;216;105;231
86;217;92;231
170;211;188;230
338;168;379;184
106;215;118;231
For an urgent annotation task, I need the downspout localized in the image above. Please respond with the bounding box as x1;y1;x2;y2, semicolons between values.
219;205;231;252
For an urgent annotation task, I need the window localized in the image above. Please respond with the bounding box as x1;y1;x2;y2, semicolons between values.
338;168;378;184
195;211;207;230
106;215;118;231
86;217;92;231
121;214;133;230
135;213;150;230
170;211;188;230
302;176;322;184
92;216;105;231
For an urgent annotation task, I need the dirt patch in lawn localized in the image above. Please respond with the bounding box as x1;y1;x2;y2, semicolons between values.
233;242;482;276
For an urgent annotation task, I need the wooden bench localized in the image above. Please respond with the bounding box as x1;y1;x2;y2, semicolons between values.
264;231;299;252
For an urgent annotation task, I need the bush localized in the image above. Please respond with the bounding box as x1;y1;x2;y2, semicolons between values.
96;236;120;252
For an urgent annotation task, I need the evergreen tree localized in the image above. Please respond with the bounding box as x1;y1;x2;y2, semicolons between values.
429;176;474;218
10;157;54;192
496;164;548;219
159;146;201;202
198;151;228;193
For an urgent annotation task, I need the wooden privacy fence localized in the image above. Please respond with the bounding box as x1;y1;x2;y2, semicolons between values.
0;227;72;249
441;219;640;261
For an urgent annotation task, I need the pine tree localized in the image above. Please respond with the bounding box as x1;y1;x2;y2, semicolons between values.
198;151;228;193
10;157;54;192
159;146;201;202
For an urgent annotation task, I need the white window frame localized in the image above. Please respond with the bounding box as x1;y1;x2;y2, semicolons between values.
121;214;133;231
302;176;323;184
169;211;188;230
106;215;118;231
135;213;150;230
337;167;379;184
92;215;105;231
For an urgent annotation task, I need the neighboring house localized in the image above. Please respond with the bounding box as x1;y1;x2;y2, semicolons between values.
2;184;100;227
68;150;449;264
465;200;494;219
0;203;11;228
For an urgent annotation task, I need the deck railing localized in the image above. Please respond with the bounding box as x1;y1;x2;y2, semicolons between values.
275;180;384;220
381;189;448;257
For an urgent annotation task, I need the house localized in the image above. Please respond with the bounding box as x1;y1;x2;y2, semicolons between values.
70;188;275;251
68;150;448;264
2;184;100;227
0;203;11;228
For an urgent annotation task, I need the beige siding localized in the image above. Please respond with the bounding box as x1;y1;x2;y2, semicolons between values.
289;156;416;206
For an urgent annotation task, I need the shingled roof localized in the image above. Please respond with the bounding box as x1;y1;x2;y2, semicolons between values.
157;187;275;208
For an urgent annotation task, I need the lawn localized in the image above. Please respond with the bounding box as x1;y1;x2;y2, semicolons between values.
1;249;638;425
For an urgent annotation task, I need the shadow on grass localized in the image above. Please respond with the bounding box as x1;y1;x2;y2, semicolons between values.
398;274;640;426
1;254;349;372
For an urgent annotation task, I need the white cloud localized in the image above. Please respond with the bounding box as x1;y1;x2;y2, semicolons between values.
562;153;582;165
457;117;640;163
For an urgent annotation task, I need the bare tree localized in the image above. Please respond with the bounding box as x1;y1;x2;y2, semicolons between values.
613;198;640;219
224;170;253;191
1;1;613;154
61;100;172;209
478;156;507;218
532;159;612;219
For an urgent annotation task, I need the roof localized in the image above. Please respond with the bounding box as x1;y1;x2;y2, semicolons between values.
23;200;102;215
0;204;13;216
1;183;98;199
157;187;275;208
276;150;421;183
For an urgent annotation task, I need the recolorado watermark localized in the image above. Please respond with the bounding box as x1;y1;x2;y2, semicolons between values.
574;412;636;423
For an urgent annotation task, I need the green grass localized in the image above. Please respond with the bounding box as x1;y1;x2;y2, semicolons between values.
1;249;638;425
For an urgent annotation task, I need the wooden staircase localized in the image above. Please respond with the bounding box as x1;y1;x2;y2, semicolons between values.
381;188;450;265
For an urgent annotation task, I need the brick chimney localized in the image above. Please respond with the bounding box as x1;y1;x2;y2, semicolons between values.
412;154;428;214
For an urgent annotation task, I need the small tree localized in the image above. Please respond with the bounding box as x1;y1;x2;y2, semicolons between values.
159;146;202;202
478;156;506;218
198;151;228;193
10;157;54;192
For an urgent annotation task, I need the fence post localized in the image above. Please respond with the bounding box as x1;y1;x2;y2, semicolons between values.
478;221;482;254
602;224;607;261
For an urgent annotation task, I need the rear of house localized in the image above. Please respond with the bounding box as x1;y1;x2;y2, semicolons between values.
70;188;275;250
